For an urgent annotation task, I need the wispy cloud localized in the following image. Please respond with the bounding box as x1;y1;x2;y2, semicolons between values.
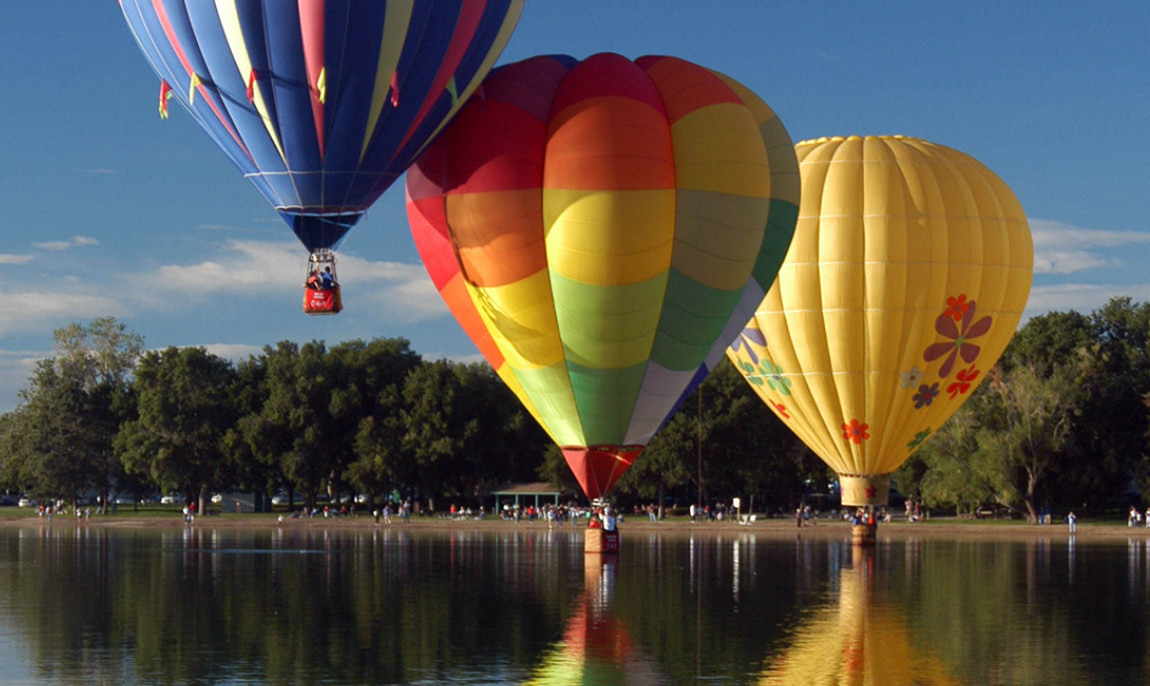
32;236;100;252
1025;282;1150;318
0;349;46;407
135;238;444;321
0;293;128;336
145;343;267;363
0;254;34;265
1031;219;1150;275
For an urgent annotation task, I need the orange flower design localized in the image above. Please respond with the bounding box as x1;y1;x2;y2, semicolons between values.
842;419;870;444
947;366;980;398
945;294;971;321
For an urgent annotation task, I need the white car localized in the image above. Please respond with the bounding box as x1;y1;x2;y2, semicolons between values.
160;495;178;505
17;496;34;508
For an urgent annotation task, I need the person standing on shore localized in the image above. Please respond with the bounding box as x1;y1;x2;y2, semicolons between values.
1068;511;1077;533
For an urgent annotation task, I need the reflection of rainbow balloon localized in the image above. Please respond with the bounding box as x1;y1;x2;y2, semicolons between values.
120;0;522;253
728;136;1033;506
524;557;667;685
758;548;959;685
408;53;798;499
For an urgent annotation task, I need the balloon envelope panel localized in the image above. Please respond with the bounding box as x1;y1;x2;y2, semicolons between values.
728;136;1032;504
121;0;522;251
407;53;798;498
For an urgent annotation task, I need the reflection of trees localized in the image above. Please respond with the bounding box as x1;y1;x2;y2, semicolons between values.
0;527;588;684
5;530;1146;683
893;538;1101;684
758;546;958;685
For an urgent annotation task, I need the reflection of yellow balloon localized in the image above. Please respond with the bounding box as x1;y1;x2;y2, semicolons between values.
728;135;1033;506
758;549;959;685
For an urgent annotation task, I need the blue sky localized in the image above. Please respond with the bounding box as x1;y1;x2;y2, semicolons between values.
0;2;1146;413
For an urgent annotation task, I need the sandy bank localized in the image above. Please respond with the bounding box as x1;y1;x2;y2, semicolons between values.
0;511;1139;542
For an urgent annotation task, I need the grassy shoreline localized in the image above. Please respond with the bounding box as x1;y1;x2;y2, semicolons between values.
0;507;1143;541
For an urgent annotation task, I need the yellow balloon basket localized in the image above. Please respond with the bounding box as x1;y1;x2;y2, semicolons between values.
584;527;620;554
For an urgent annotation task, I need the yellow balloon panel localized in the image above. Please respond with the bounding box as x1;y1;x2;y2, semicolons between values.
729;136;1033;482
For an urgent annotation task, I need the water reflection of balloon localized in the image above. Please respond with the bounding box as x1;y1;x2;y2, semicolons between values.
120;1;522;310
408;53;799;499
758;547;959;685
728;136;1033;506
524;556;668;685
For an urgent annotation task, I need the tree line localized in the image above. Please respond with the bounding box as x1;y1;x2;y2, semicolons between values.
3;298;1150;520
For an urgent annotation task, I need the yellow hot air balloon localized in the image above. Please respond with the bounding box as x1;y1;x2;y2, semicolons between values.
728;135;1033;507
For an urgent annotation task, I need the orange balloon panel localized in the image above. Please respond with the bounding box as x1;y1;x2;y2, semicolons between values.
728;136;1033;506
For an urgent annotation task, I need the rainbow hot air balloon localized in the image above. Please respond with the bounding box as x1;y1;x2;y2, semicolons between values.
407;53;799;499
728;135;1033;507
120;0;522;313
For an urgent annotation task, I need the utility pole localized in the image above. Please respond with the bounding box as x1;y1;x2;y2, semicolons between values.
697;386;703;512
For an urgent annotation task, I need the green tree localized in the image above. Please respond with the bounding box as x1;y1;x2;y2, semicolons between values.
400;360;543;509
328;338;421;507
0;318;142;508
899;404;988;516
976;364;1080;522
115;346;238;514
233;341;337;510
614;359;817;516
2;363;95;505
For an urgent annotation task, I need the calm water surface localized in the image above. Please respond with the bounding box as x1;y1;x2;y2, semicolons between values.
0;524;1146;685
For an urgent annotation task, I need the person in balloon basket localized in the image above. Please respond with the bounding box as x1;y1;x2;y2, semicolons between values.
320;266;335;290
306;270;322;290
601;506;617;533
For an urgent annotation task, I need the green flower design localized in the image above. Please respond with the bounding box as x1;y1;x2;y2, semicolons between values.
759;360;791;396
907;428;932;452
736;359;764;386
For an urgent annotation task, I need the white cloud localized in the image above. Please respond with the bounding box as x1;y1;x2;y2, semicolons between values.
1030;219;1150;275
0;293;128;336
0;255;34;265
1032;250;1111;275
0;349;45;408
201;343;266;362
1025;282;1150;318
146;342;266;363
136;238;445;320
32;236;100;251
143;240;300;294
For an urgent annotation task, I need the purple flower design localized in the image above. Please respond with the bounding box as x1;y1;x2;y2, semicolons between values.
923;300;992;378
730;326;767;365
913;383;940;409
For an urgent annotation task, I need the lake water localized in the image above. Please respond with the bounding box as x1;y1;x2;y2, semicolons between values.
0;523;1145;685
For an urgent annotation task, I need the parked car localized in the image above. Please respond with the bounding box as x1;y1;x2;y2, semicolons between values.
160;495;178;505
17;496;34;508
